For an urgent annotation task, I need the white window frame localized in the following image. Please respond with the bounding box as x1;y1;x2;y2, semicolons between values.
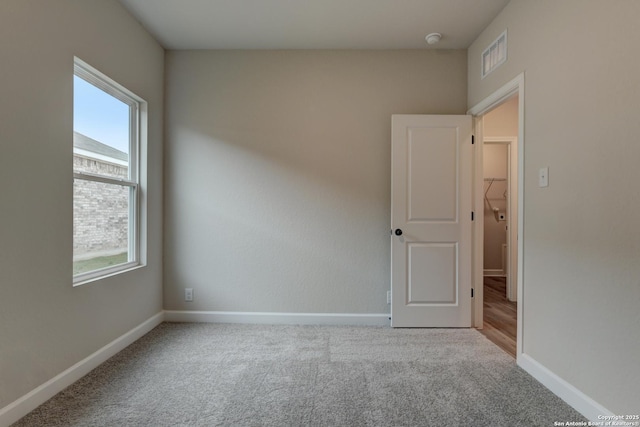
73;57;143;285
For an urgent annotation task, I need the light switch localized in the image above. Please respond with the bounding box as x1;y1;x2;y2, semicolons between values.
539;167;549;188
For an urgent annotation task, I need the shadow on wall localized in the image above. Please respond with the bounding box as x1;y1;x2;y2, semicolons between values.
164;127;388;312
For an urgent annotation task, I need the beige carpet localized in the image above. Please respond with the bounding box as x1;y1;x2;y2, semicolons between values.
14;323;586;426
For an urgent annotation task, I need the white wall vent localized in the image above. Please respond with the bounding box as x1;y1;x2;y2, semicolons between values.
481;30;507;79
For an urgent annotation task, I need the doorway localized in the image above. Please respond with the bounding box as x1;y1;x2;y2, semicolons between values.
480;96;518;357
468;74;524;360
483;136;517;300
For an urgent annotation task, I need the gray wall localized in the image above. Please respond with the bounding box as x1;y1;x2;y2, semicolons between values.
468;0;640;413
0;0;164;408
164;50;467;313
483;95;518;137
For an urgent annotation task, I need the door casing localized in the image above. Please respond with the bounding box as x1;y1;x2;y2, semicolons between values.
468;72;525;359
483;137;517;302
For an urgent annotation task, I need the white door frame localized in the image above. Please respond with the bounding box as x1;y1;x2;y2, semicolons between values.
468;72;525;359
483;137;517;302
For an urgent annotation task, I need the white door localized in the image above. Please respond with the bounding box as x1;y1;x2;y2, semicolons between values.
391;115;473;327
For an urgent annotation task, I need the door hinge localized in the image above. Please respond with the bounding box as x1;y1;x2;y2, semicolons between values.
471;211;475;221
471;288;474;298
472;135;475;145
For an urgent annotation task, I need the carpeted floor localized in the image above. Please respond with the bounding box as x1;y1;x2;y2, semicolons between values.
14;323;586;426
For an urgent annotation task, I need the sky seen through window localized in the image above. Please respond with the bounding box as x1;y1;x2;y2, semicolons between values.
73;75;129;154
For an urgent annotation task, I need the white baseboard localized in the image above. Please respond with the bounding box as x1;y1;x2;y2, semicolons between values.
0;312;164;427
164;310;390;326
483;269;505;277
518;353;613;422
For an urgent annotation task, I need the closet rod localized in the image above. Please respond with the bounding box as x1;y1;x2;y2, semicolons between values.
484;178;507;181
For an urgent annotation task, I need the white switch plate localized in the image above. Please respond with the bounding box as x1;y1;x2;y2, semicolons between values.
185;288;193;302
539;167;549;188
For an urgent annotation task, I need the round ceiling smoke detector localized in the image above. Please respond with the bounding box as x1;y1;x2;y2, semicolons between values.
425;33;442;45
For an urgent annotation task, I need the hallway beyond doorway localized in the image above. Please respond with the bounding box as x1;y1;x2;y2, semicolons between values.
479;276;516;357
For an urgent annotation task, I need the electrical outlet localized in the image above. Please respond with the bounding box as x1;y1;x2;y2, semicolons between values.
387;290;391;304
184;288;193;302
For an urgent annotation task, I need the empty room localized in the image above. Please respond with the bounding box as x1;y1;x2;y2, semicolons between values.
1;0;638;425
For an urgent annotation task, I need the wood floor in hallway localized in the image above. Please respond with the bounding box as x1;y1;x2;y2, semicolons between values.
479;276;517;358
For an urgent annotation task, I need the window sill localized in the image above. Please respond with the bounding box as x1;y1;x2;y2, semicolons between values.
73;262;144;287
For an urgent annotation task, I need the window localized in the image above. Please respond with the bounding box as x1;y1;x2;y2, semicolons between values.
73;58;143;284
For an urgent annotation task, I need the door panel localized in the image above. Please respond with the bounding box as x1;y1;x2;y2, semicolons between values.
408;243;457;304
408;127;458;221
391;115;472;327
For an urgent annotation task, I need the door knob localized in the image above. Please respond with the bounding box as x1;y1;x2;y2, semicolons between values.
394;229;403;236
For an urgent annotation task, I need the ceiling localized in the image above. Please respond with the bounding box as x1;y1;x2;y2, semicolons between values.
117;0;510;50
